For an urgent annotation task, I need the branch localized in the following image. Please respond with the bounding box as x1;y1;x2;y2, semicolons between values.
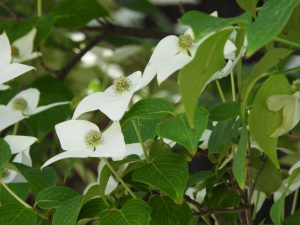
194;206;248;216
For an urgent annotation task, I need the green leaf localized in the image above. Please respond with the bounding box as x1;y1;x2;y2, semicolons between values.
122;98;174;124
236;0;258;17
241;48;292;114
52;196;84;225
0;183;29;205
0;204;37;225
54;0;109;28
14;163;56;194
248;74;293;167
233;124;248;188
246;0;300;55
35;186;79;209
79;198;109;220
133;151;188;204
179;11;250;39
208;118;237;154
0;139;11;169
149;196;192;225
157;107;209;155
283;210;300;225
209;102;240;121
187;171;214;187
179;29;232;127
101;199;151;225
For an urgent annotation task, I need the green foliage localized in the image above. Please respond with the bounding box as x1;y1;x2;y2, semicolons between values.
236;0;258;17
209;101;240;121
0;139;11;169
0;204;37;225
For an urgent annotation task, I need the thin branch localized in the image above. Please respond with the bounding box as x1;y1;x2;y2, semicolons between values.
194;206;248;216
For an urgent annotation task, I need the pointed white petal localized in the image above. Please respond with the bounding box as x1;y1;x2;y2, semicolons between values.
13;149;32;167
112;143;144;161
32;101;69;115
0;63;34;84
210;11;218;17
0;32;11;68
267;95;291;111
13;52;41;63
73;92;105;119
41;150;90;168
2;169;18;184
8;88;40;114
105;176;118;195
4;135;37;154
0;84;10;90
139;63;158;89
0;105;24;131
55;120;99;151
12;28;37;62
91;122;126;159
224;40;236;59
128;71;142;92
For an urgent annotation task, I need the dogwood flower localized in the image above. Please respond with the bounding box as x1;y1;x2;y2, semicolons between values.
267;85;300;137
11;28;40;63
138;27;236;89
41;120;126;168
72;71;142;121
0;135;37;183
0;32;34;90
0;88;69;131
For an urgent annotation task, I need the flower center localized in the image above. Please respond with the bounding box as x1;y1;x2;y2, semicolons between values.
0;168;10;179
292;79;300;92
11;46;20;57
178;34;194;50
84;129;103;150
113;77;132;95
12;97;28;112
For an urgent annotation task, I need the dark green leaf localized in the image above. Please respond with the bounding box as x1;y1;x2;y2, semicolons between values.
157;107;209;155
35;186;79;209
52;196;84;225
283;210;300;225
209;101;240;121
101;199;151;225
187;171;214;187
246;0;300;55
149;196;192;225
0;139;11;169
0;204;37;225
133;151;188;204
179;29;231;126
79;198;109;220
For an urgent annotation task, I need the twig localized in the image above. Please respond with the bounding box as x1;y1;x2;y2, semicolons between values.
194;206;248;216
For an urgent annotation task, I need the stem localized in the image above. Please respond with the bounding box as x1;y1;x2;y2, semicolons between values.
253;191;260;218
274;37;300;49
246;138;253;225
0;181;48;220
37;0;42;17
12;122;19;135
230;72;236;102
291;189;299;214
266;65;300;76
215;80;226;103
132;120;150;161
101;158;137;199
236;59;242;92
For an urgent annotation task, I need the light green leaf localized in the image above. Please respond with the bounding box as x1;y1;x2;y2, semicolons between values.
54;0;109;28
35;186;79;209
241;48;292;116
101;199;151;225
52;196;84;225
122;98;174;124
0;204;37;225
233;124;248;188
157;107;209;155
209;102;240;121
179;11;250;39
179;29;232;127
248;74;293;167
246;0;300;55
133;152;188;204
149;196;192;225
236;0;258;17
0;139;11;169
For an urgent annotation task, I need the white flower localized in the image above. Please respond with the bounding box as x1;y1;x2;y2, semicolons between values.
41;120;127;168
185;187;206;204
267;91;300;137
0;32;34;90
0;88;69;131
139;27;236;89
1;135;37;183
72;71;142;121
11;28;41;63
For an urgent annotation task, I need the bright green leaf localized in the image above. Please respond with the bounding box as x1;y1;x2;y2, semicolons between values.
236;0;258;17
209;102;240;121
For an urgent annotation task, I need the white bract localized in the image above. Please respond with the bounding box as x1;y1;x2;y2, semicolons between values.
1;135;37;183
41;120;127;168
12;28;41;63
73;71;142;121
267;90;300;137
0;88;69;131
0;32;34;90
139;26;237;89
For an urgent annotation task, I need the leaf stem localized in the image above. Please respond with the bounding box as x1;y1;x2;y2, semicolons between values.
0;181;48;220
266;65;300;76
230;72;236;102
291;189;299;214
101;158;137;199
132;120;150;161
274;37;300;49
215;80;226;103
12;122;19;135
37;0;42;17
